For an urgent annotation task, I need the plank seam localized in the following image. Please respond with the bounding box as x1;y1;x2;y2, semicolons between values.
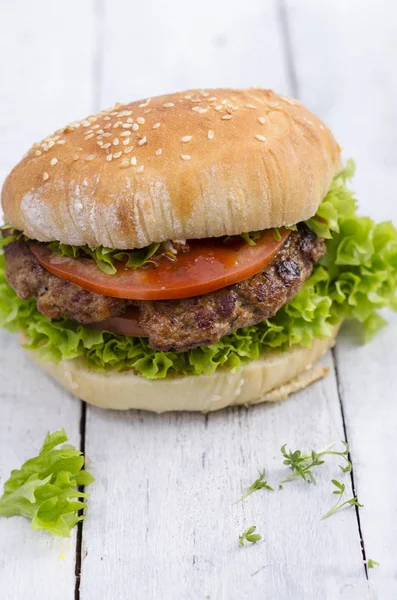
74;401;87;600
276;0;299;98
332;347;368;580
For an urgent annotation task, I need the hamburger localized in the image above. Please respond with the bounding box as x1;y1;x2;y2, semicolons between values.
1;88;396;412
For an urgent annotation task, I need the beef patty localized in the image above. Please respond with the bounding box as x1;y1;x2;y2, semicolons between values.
4;225;326;351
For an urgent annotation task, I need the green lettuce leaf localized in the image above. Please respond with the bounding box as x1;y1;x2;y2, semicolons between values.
1;160;397;379
47;240;162;275
0;429;94;537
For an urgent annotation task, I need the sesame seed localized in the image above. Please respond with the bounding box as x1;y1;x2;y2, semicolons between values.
85;133;94;140
181;154;191;161
138;136;147;146
255;134;267;142
50;158;58;166
122;138;130;145
163;102;174;108
106;154;113;161
192;106;207;113
120;131;131;137
181;135;192;142
132;123;139;131
102;143;111;149
136;117;145;124
208;130;214;139
113;121;122;128
208;97;217;102
86;154;96;161
122;123;131;128
109;111;119;116
267;101;280;108
126;117;133;123
258;117;266;125
136;165;144;173
113;151;122;159
139;103;148;108
143;108;152;114
88;116;98;122
245;103;257;109
319;124;325;130
42;172;49;181
130;156;137;165
104;116;111;121
48;141;55;149
124;147;133;154
104;123;112;129
221;114;232;120
97;141;104;146
102;132;112;137
152;122;161;129
92;124;100;130
56;140;66;145
35;150;42;156
113;139;120;146
214;105;223;111
280;96;300;105
121;159;130;168
82;120;91;127
119;110;132;117
184;95;192;99
155;148;162;156
73;154;79;161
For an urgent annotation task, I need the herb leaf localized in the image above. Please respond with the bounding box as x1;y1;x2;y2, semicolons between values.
279;441;352;485
321;479;363;520
239;525;262;546
235;470;274;503
367;559;380;568
0;429;94;537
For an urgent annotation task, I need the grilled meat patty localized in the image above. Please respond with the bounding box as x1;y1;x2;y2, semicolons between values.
139;225;326;350
4;225;326;351
4;240;131;323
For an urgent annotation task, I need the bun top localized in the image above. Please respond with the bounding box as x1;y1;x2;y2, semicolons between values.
1;88;342;249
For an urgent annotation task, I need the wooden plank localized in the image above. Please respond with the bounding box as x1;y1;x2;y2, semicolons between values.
0;1;97;599
0;332;81;600
81;354;372;600
80;2;369;597
285;0;397;595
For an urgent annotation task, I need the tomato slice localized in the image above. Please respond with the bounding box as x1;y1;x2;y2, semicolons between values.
30;229;290;301
87;307;148;337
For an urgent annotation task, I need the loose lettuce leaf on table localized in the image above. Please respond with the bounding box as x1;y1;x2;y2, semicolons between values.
0;429;94;537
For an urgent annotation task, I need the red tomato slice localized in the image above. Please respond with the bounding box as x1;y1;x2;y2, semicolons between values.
87;307;148;337
30;229;290;300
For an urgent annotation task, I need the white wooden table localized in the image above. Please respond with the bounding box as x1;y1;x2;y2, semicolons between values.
1;1;396;598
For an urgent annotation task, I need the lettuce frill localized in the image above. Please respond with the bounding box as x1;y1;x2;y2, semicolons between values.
1;161;396;379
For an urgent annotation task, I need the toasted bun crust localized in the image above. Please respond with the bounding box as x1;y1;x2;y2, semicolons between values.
25;330;338;412
2;88;341;249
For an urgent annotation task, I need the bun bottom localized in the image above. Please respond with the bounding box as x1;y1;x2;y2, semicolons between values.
24;328;339;412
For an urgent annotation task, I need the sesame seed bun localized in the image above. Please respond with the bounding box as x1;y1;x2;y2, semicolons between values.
24;327;338;412
2;88;342;249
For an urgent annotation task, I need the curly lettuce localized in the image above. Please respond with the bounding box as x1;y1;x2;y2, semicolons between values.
0;429;94;537
1;160;397;380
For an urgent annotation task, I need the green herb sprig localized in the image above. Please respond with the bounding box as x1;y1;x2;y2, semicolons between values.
235;470;274;503
367;559;380;569
321;479;363;520
239;526;262;546
279;441;352;485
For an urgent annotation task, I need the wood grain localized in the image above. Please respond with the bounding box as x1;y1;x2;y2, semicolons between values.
80;354;371;600
286;0;397;596
0;1;96;599
0;0;396;598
